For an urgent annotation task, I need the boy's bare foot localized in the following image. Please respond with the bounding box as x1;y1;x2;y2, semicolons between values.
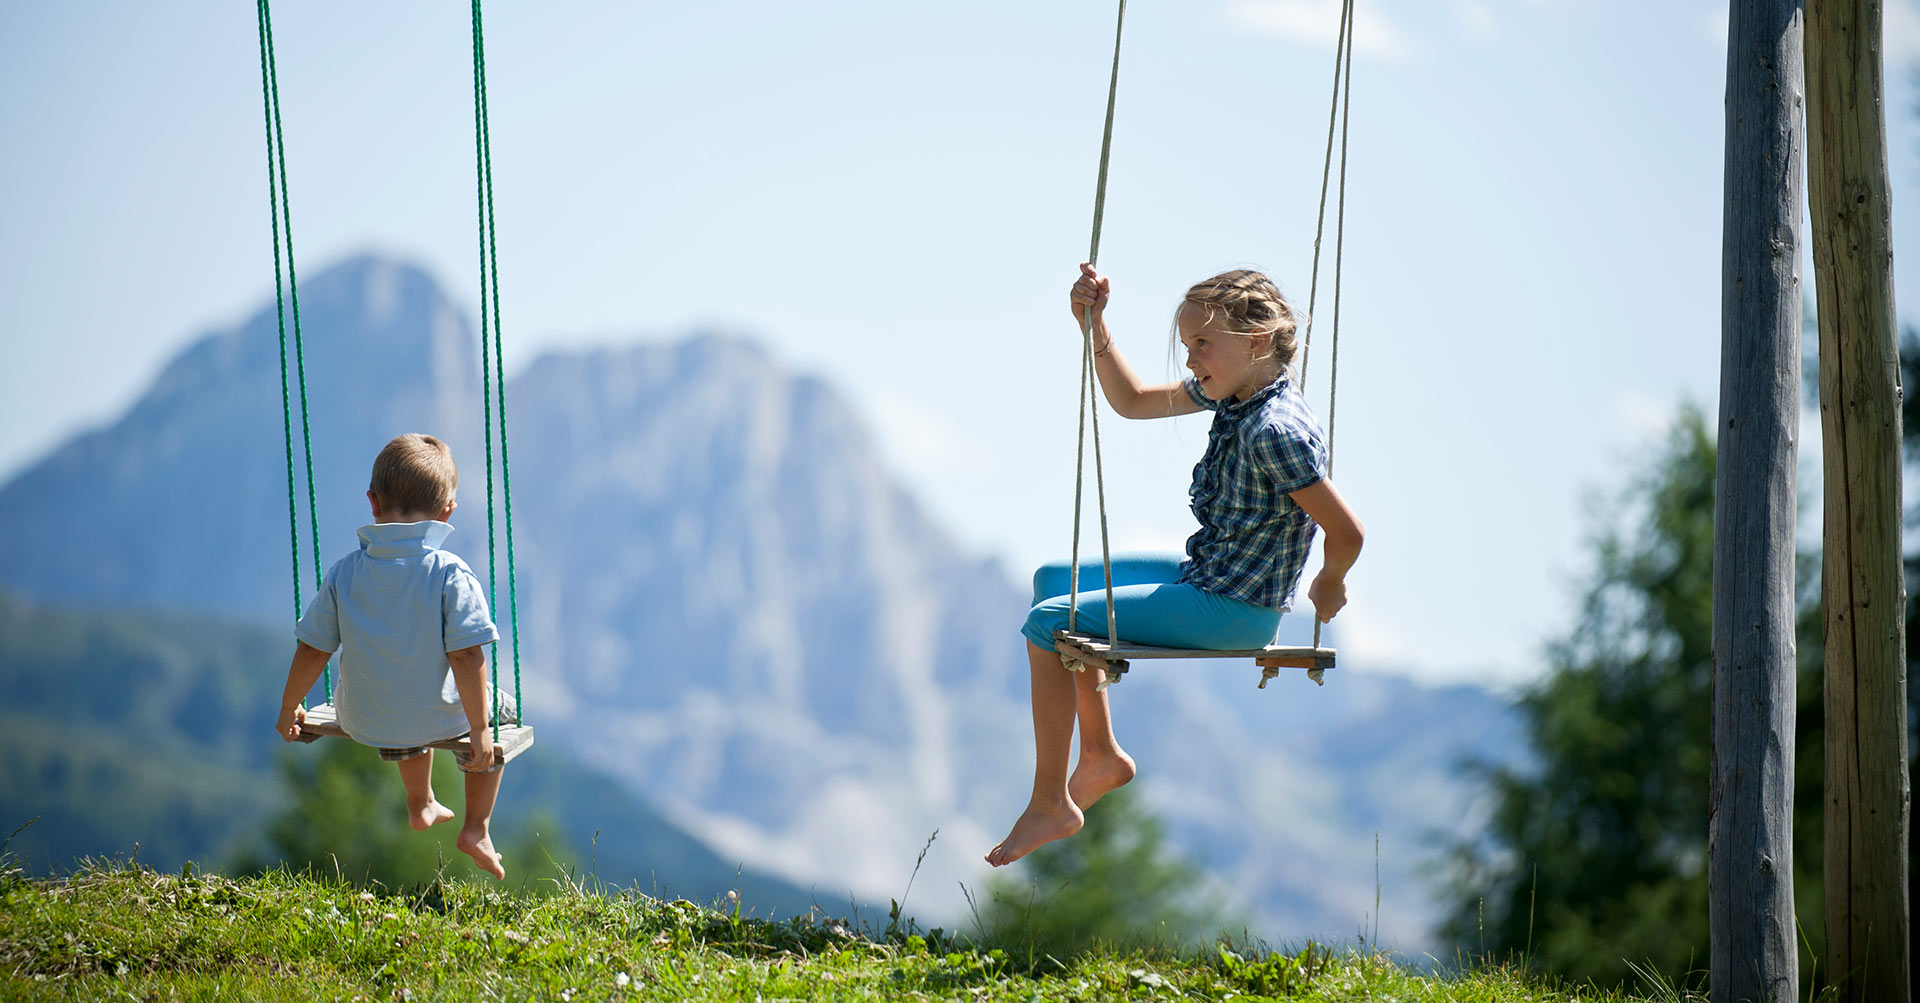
1068;750;1136;809
408;799;455;832
985;799;1084;867
457;827;506;881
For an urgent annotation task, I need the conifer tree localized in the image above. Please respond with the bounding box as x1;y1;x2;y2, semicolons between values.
1439;410;1719;982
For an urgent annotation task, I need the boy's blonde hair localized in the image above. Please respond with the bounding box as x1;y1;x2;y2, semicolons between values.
370;433;458;516
1180;269;1305;367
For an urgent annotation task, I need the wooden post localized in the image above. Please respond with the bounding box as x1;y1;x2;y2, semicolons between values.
1713;2;1804;1001
1806;0;1911;998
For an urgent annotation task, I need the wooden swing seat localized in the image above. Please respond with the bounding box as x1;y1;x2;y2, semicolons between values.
1055;630;1336;689
292;703;535;767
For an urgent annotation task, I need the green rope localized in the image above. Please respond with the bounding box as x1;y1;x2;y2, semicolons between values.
471;0;522;739
256;0;330;703
256;3;297;623
1067;0;1127;646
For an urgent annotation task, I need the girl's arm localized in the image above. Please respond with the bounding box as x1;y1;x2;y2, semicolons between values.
1073;263;1203;420
1289;479;1364;623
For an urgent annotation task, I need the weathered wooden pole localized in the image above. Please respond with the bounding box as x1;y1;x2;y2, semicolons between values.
1713;2;1803;1001
1806;0;1911;998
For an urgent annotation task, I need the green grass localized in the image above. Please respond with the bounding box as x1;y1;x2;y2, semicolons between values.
0;861;1686;1002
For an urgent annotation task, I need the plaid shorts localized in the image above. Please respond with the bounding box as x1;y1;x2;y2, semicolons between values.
376;739;504;774
375;692;517;774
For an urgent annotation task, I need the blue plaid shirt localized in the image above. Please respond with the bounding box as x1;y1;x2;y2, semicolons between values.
1176;372;1328;609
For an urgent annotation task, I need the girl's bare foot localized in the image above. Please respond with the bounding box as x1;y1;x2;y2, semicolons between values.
408;799;455;832
457;827;506;880
1068;750;1136;809
985;799;1084;867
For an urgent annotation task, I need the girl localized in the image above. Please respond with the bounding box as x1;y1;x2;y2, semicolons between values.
985;263;1365;867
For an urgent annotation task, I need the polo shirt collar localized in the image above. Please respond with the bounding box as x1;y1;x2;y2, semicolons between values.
357;520;455;557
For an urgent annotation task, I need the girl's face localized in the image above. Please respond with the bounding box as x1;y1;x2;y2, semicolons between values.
1177;301;1273;402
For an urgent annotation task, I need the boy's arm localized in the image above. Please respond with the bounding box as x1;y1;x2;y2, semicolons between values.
446;645;496;771
276;642;333;741
1289;479;1364;623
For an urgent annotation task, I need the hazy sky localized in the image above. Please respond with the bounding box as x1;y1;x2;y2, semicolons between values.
6;1;1917;686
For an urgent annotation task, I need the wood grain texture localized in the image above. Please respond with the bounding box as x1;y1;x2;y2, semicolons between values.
1712;2;1805;999
1054;631;1334;691
1053;630;1336;666
1807;0;1912;997
292;703;535;766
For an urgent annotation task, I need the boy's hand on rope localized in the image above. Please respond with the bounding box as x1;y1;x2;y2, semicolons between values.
1308;571;1348;623
1069;262;1111;331
276;705;306;742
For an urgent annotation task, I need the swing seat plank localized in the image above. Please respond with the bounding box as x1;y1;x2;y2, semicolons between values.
292;703;535;766
1055;630;1335;688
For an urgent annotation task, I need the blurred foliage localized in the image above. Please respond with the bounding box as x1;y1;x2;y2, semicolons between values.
1438;408;1720;983
975;787;1226;960
0;715;277;874
234;737;574;893
1443;334;1920;988
0;592;285;767
0;594;288;872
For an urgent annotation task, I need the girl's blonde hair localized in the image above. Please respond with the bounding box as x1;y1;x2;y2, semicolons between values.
1179;269;1306;367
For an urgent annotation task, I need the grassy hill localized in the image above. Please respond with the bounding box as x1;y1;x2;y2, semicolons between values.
0;862;1683;1002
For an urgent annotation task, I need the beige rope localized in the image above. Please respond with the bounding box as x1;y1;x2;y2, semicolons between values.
1307;0;1355;652
1068;0;1128;644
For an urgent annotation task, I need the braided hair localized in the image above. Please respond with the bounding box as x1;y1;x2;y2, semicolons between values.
1179;269;1304;368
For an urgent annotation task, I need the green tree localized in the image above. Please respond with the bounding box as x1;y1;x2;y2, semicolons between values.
236;739;574;892
1441;360;1920;988
976;787;1226;960
1439;409;1719;982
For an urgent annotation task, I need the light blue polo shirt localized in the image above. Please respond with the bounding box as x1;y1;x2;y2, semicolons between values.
295;521;499;749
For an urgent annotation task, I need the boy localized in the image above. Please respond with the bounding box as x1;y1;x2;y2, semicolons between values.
275;433;508;880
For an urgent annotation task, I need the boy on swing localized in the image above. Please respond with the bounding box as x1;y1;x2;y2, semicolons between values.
275;433;510;880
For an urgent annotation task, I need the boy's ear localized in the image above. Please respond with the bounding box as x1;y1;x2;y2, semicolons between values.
440;498;458;522
367;490;382;520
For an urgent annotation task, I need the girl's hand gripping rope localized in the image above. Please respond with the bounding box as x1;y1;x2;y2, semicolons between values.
1308;571;1349;623
1069;262;1112;347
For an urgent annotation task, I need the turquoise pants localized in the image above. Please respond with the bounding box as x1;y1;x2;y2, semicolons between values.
1020;554;1282;652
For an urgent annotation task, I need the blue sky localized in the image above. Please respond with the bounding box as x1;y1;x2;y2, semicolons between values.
5;0;1918;685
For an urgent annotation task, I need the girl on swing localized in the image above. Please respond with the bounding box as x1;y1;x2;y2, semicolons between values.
986;263;1365;867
